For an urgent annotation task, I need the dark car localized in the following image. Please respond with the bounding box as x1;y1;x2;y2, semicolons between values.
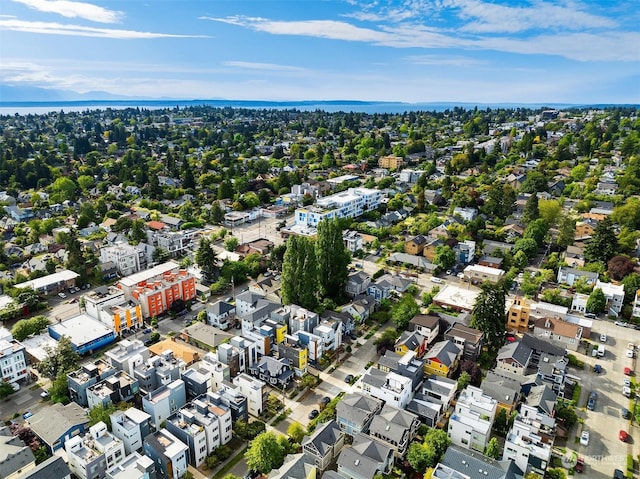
587;391;597;411
614;469;625;479
344;374;354;384
622;408;631;419
143;328;152;334
575;457;585;473
593;364;602;374
320;396;331;406
308;409;319;419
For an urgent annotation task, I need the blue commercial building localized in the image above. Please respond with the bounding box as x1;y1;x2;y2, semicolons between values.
48;314;116;355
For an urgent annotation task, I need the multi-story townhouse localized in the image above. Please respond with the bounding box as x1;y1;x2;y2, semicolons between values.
361;369;413;409
65;422;125;479
0;338;28;386
165;395;232;467
447;386;498;453
110;407;151;455
104;339;149;376
142;379;187;430
143;429;189;479
99;242;148;277
86;371;139;410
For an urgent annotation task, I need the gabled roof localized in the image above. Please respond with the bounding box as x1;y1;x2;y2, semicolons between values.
337;392;383;428
301;420;343;457
14;455;71;479
439;444;524;479
28;402;89;446
526;384;557;416
521;333;566;357
395;330;426;351
368;404;419;444
267;453;316;479
425;340;462;367
445;322;484;344
409;314;439;330
207;300;235;316
497;341;533;368
338;434;393;479
0;427;35;478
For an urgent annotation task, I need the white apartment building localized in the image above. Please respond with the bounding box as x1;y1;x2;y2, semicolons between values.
463;264;505;284
83;286;126;322
104;339;149;376
110;407;151;455
65;422;125;479
0;338;28;385
143;429;189;479
232;373;267;417
294;187;383;227
99;242;148;277
447;386;497;453
361;369;413;409
503;404;554;476
106;453;155;479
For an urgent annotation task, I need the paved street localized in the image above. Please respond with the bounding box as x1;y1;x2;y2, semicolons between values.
564;319;640;478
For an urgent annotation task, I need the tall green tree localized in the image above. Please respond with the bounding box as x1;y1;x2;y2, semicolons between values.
523;218;548;248
36;336;80;380
585;217;617;265
485;437;500;459
556;213;576;248
316;218;350;300
522;194;540;224
391;294;420;330
470;283;506;350
245;431;286;474
586;288;606;314
406;442;435;474
195;237;219;284
281;235;318;310
434;245;456;271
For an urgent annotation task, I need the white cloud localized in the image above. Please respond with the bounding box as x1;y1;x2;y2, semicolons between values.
0;18;206;38
223;61;309;73
404;54;486;66
12;0;123;24
204;15;639;62
443;0;617;33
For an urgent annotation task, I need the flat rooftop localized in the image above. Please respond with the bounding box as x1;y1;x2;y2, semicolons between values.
433;284;480;311
49;314;114;346
118;261;179;287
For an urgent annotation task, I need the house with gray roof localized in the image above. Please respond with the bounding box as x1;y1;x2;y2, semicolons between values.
336;392;384;436
341;295;377;323
14;456;71;479
27;402;89;452
444;322;484;361
481;371;521;414
556;266;598;287
302;420;345;473
375;350;425;392
345;271;371;297
525;384;557;417
268;453;316;479
0;426;35;478
496;341;533;376
435;444;524;479
424;340;462;378
248;356;294;389
205;300;236;330
337;433;394;479
367;405;420;457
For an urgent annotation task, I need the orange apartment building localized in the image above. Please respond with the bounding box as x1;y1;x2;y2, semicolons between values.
117;262;196;319
507;296;531;333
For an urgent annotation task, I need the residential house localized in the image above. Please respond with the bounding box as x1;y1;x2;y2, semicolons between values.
556;266;598;287
105;453;155;479
453;240;476;264
503;404;554;476
448;386;498;453
434;444;524;479
0;338;29;387
302;420;345;473
143;429;189;479
341;295;377;323
575;219;598;238
408;314;440;344
67;360;117;408
104;339;150;376
375;350;425;392
404;235;428;255
0;426;36;479
482;240;514;257
278;339;308;377
133;351;186;395
13;456;71;479
532;317;583;351
110;408;151;455
142;379;188;430
594;280;625;315
525;384;557;418
394;330;428;357
453;207;478;222
562;245;585;268
248;276;281;302
480;371;521;415
27;402;89;452
496;341;533;376
205;300;236;330
368;405;420;457
444;323;484;361
345;271;371;297
424;340;462;378
268;454;316;479
337;433;394;479
407;375;457;428
342;230;364;253
336;392;384;436
249;356;294;389
423;238;445;262
478;256;504;269
361;369;413;409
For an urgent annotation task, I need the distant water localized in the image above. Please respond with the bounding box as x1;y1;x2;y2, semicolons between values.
0;99;576;116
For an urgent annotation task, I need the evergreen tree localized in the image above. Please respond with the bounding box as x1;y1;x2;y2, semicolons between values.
556;213;576;248
522;194;540;224
316;218;350;300
195;237;219;284
584;217;618;265
281;236;318;310
470;283;506;351
210;201;225;224
586;288;606;314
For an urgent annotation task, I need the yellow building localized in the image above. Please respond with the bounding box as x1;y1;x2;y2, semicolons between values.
378;155;404;170
423;340;462;378
507;296;531;333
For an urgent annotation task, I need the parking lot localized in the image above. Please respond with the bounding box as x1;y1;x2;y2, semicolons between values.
569;319;640;478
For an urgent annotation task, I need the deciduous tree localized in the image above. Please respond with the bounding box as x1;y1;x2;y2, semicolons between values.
608;255;635;281
245;431;286;474
586;288;606;314
36;336;80;380
391;294;420;330
485;437;500;459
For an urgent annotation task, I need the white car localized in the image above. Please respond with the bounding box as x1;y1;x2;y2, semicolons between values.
623;386;632;398
626;349;635;358
580;431;590;446
600;334;607;343
624;379;631;387
430;277;444;284
457;272;465;280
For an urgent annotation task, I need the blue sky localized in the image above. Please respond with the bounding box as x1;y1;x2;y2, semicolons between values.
1;0;638;103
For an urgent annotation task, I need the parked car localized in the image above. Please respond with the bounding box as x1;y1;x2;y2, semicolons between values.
40;390;49;398
626;349;635;358
580;431;590;446
344;374;354;384
593;364;603;374
308;409;319;419
10;382;20;392
57;292;66;299
623;378;631;387
22;411;32;420
624;367;633;376
600;333;607;342
587;392;597;410
619;430;629;442
623;386;632;397
622;408;631;419
430;277;443;284
143;328;152;334
457;272;465;279
575;457;585;473
320;396;331;407
614;469;625;479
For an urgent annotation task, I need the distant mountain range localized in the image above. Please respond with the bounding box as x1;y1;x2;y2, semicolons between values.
0;84;135;102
